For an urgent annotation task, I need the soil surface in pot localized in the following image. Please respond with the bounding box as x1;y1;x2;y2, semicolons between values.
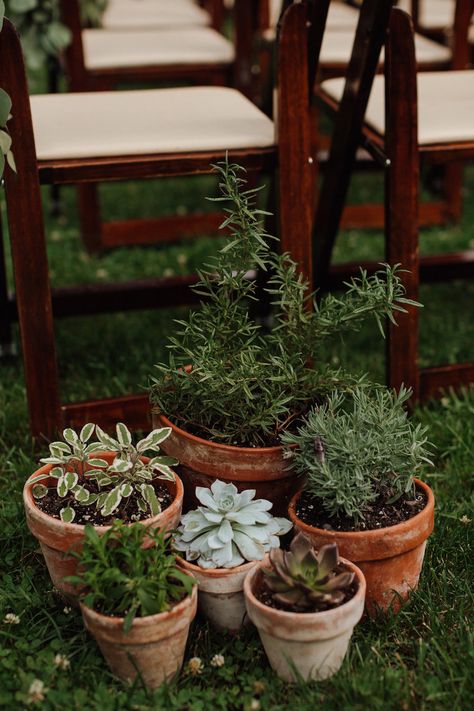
255;565;358;614
35;481;173;525
296;486;427;532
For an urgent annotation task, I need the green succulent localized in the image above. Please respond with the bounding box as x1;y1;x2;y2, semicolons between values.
263;533;354;611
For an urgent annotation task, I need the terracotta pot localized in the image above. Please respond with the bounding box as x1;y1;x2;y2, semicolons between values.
23;452;184;602
177;555;260;633
244;559;365;681
153;412;302;515
288;478;435;615
80;581;197;689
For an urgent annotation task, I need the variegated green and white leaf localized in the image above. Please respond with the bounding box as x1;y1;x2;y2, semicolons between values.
136;427;171;452
85;442;104;454
49;466;63;479
57;475;68;498
28;472;50;485
138;483;161;516
109;458;132;473
49;442;71;455
39;456;64;465
95;426;119;449
149;455;178;467
73;485;91;504
96;492;108;509
32;484;48;499
120;483;133;497
63;428;79;447
137;497;148;513
101;486;123;517
116;422;132;447
64;471;79;491
60;506;75;523
87;458;109;468
83;468;106;479
80;423;95;443
152;463;175;481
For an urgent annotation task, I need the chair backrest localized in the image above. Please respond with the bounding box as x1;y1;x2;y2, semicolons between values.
59;0;88;91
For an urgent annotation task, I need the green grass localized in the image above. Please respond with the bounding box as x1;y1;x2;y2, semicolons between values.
0;158;473;709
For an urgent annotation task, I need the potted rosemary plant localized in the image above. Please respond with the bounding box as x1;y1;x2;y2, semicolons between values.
174;480;291;632
151;160;417;513
23;423;183;600
244;532;365;681
284;386;435;614
68;522;197;689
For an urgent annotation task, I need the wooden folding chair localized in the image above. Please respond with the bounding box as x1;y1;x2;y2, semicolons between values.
313;0;474;400
0;0;316;438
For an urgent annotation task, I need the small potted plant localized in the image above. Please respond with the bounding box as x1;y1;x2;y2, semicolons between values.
244;532;365;682
67;522;197;689
151;159;417;514
173;479;292;632
284;386;435;614
23;423;183;600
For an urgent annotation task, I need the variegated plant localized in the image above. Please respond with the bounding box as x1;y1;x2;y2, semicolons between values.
29;423;177;523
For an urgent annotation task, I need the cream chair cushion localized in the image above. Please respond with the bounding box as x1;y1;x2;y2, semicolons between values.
269;0;359;29
83;27;234;70
321;71;474;145
30;87;275;161
398;0;455;30
102;0;210;30
320;28;451;65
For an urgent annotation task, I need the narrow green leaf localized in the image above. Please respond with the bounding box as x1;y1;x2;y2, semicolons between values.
116;422;132;447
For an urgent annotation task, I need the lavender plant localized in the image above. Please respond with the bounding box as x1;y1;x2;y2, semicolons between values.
263;533;354;611
174;480;292;568
151;159;419;447
282;386;433;522
29;423;177;523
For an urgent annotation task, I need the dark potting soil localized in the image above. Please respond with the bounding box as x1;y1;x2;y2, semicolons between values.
256;564;358;614
35;481;173;525
295;486;428;533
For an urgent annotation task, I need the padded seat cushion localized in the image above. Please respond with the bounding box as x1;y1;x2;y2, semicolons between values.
269;0;359;29
83;27;234;69
320;28;451;65
102;0;210;30
321;71;474;145
30;87;275;161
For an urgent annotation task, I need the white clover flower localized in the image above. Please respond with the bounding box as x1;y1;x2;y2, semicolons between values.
460;515;471;524
53;653;70;670
187;657;204;676
248;700;260;711
26;679;47;704
210;653;225;668
62;607;72;615
3;613;20;625
174;480;292;569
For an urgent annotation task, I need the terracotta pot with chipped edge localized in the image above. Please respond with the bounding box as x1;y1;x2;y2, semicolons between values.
153;412;303;515
176;555;262;632
80;579;197;689
244;559;366;682
288;478;435;615
23;452;184;602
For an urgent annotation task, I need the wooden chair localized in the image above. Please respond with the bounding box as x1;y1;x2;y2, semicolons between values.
0;0;316;438
100;0;219;31
313;0;474;400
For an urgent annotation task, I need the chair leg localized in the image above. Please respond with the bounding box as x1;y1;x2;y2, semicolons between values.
385;8;420;400
78;184;103;253
0;214;14;356
443;162;464;223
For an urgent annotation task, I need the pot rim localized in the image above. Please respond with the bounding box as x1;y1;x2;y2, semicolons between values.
288;477;434;541
23;451;184;537
176;554;258;578
79;573;197;628
156;412;285;455
244;557;366;623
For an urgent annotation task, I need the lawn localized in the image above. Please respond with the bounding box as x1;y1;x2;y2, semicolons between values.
0;158;473;709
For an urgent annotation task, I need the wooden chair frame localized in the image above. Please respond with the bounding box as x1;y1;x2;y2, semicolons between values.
0;1;315;439
313;0;474;401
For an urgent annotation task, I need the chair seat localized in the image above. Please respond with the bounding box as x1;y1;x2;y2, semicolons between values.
30;87;275;161
269;0;359;29
83;27;234;70
321;71;474;145
399;0;454;30
102;0;210;30
320;27;451;66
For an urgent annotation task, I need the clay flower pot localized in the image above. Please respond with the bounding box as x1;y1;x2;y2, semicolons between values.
244;559;365;682
80;582;197;689
153;412;302;515
23;452;184;601
177;556;258;633
288;478;435;615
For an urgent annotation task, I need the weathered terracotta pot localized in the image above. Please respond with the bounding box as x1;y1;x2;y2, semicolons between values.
153;412;302;515
177;556;260;633
80;581;197;689
288;478;435;615
244;559;365;681
23;452;184;602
